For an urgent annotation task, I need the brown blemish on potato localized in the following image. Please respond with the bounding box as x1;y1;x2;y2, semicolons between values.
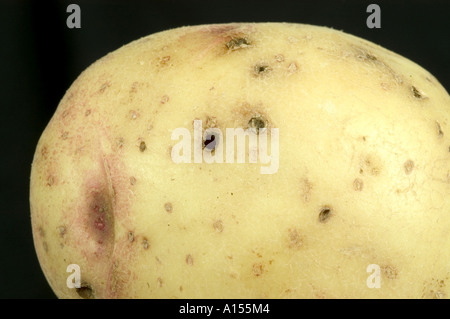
142;238;149;250
403;159;415;175
253;63;272;77
213;219;224;233
287;62;298;74
318;206;333;223
248;115;267;134
38;226;45;237
159;56;171;65
61;131;69;140
129;176;136;186
274;54;285;62
436;121;444;138
226;37;251;51
139;141;147;152
411;86;427;100
234;103;272;131
164;202;173;213
288;229;303;250
186;254;194;265
160;95;169;104
353;46;403;84
130;81;138;93
99;82;111;93
252;263;264;277
128;231;134;243
157;277;163;287
203;132;217;151
57;225;66;237
42;241;48;253
85;109;91;116
40;145;49;160
76;283;95;299
381;265;398;280
300;178;313;202
353;178;364;191
360;154;382;176
46;175;55;187
422;277;447;299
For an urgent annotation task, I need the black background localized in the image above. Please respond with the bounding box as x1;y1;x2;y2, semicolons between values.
0;0;448;299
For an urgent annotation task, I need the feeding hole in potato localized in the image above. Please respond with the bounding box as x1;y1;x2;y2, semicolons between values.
318;206;333;223
248;116;267;134
436;121;444;138
139;141;147;152
411;86;427;100
253;63;272;76
203;133;216;150
76;283;95;299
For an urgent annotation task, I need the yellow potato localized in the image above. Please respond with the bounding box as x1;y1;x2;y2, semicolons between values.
30;22;450;298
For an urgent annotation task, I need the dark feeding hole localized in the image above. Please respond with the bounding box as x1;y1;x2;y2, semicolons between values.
76;284;95;299
318;206;333;223
248;116;266;134
253;63;271;76
139;141;147;152
411;86;425;99
203;133;216;150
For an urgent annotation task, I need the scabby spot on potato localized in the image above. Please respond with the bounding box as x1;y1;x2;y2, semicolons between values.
422;277;447;299
157;277;163;288
253;63;272;77
381;264;398;280
248;115;267;135
359;154;382;176
99;81;111;93
353;178;364;191
411;86;427;100
287;62;298;74
226;37;251;51
185;254;194;266
213;219;224;233
128;231;134;243
436;121;444;138
274;54;285;62
252;262;265;277
403;159;415;175
318;206;333;223
42;241;48;253
76;283;95;299
139;141;147;152
352;46;403;84
288;228;303;250
86;184;115;245
203;133;217;151
46;175;55;187
61;131;69;140
57;225;66;238
164;202;173;213
160;95;169;104
129;176;136;186
159;55;171;66
142;238;149;250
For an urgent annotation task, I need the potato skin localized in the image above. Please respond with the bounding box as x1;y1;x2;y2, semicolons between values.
30;23;450;299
